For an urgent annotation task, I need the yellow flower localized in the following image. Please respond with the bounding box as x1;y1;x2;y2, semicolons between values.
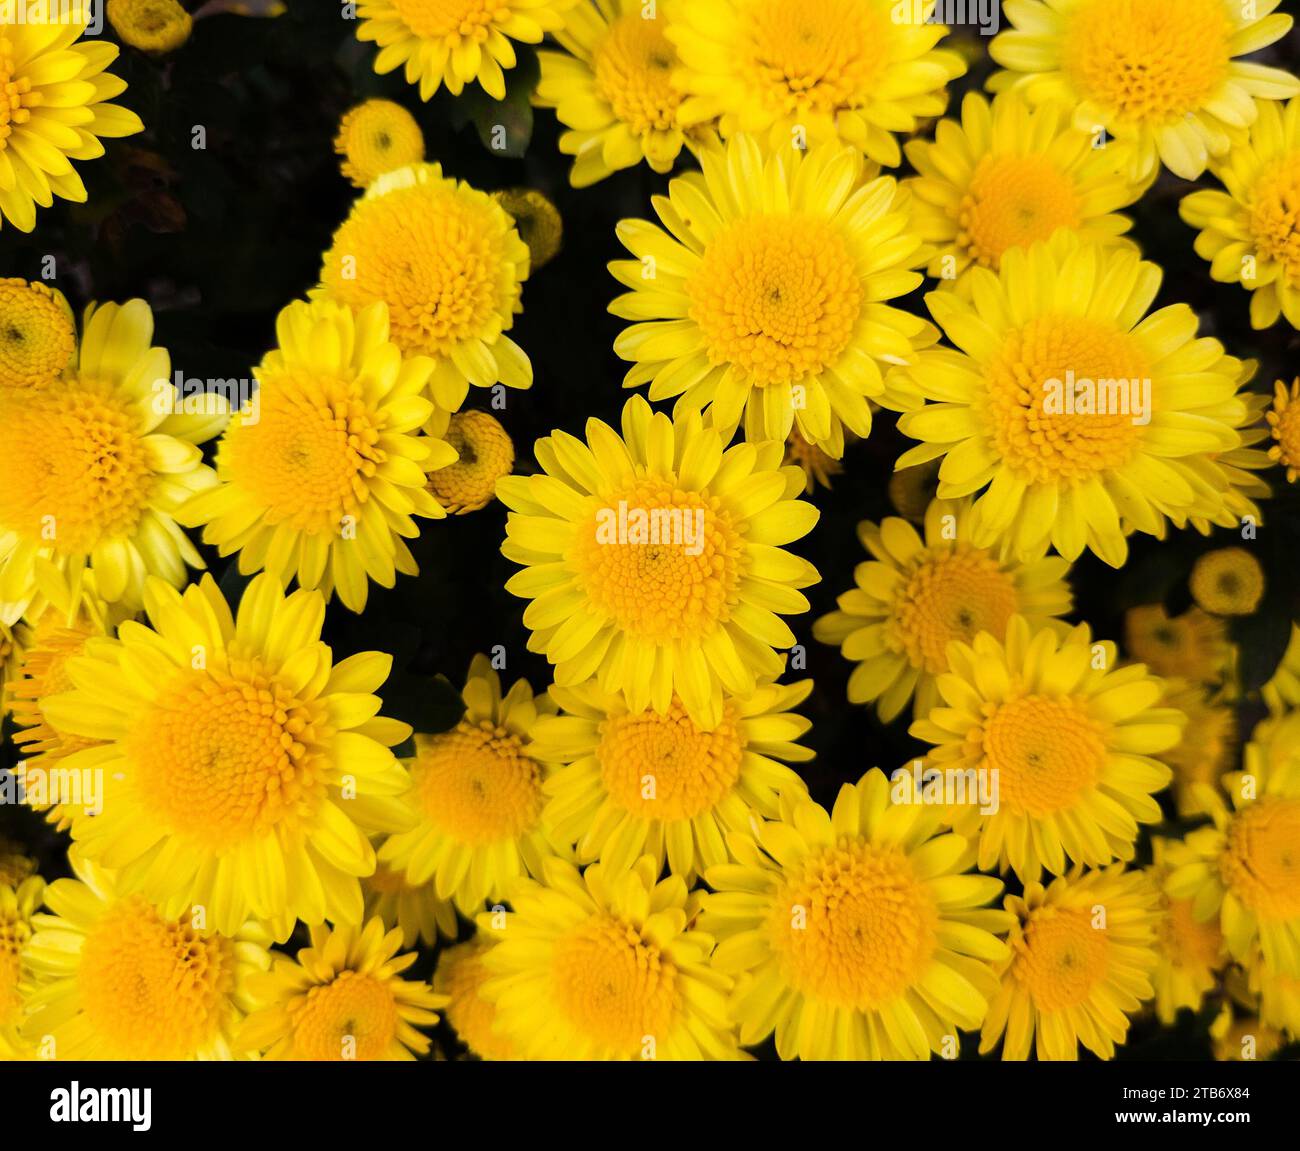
0;10;143;232
1160;680;1238;818
493;187;564;269
107;0;193;53
667;0;965;166
1249;949;1300;1040
532;677;812;881
320;162;532;415
355;0;576;100
1211;1001;1285;1061
814;498;1073;723
22;857;271;1060
426;409;515;514
363;861;458;948
0;300;226;623
1124;604;1230;685
177;298;451;613
434;937;515;1060
479;855;738;1059
334;99;425;188
0;837;36;889
238;918;446;1060
893;231;1254;567
0;279;75;392
611;134;935;457
378;654;562;916
498;395;820;731
1268;377;1300;479
911;616;1181;882
1180;98;1300;330
1265;624;1300;712
888;457;940;521
782;432;844;493
701;768;1011;1060
980;865;1160;1060
989;0;1300;182
1149;839;1227;1025
0;875;43;1057
1190;547;1265;616
40;574;412;939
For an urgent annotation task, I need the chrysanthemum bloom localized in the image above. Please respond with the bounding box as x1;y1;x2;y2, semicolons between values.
1166;710;1300;976
979;865;1159;1060
1268;378;1300;480
1250;948;1300;1040
783;432;844;493
320;163;532;415
334;99;425;188
1180;98;1300;330
814;498;1073;723
536;0;705;186
1160;680;1237;818
479;855;738;1059
492;187;564;269
911;616;1182;882
177;298;451;613
0;875;43;1057
892;232;1253;567
905;91;1145;287
499;396;820;730
355;0;576;100
532;677;812;880
1124;604;1230;684
0;300;225;624
0;280;75;391
0;8;143;232
364;862;458;948
1149;839;1227;1025
40;574;412;938
22;858;271;1060
426;409;514;514
667;0;965;165
239;918;446;1060
0;619;28;718
379;655;561;916
611;135;934;457
1190;547;1265;616
434;938;515;1060
107;0;193;53
989;0;1300;182
700;768;1011;1060
1210;1001;1285;1061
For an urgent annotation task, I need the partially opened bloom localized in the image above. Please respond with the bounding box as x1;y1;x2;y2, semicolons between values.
40;574;412;939
1124;604;1230;685
0;280;75;392
700;768;1011;1060
334;99;425;188
426;409;514;514
611;135;935;456
911;616;1182;882
492;188;564;269
1149;839;1227;1025
177;298;451;612
434;938;515;1060
107;0;193;54
479;855;737;1060
499;396;821;731
1190;547;1265;617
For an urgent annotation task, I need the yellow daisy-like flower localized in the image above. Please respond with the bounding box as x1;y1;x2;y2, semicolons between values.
893;231;1253;567
1211;1001;1285;1061
979;865;1159;1060
479;855;737;1060
355;0;576;100
334;99;425;188
0;8;144;232
1124;604;1230;685
238;917;446;1060
667;0;965;166
701;768;1011;1060
989;0;1300;182
1161;680;1237;818
783;432;844;493
611;134;934;457
39;573;412;939
0;875;43;1056
498;395;821;731
492;187;564;269
0;838;36;889
177;298;451;613
1150;839;1227;1025
0;300;226;624
434;937;515;1060
426;409;514;514
1268;377;1300;479
320;162;532;415
1190;547;1265;616
1167;709;1300;976
1250;949;1300;1040
363;862;458;949
1180;98;1300;330
22;857;271;1060
905;91;1145;285
0;279;75;391
107;0;193;54
535;0;704;186
379;654;560;916
814;498;1073;723
911;616;1182;882
532;677;812;881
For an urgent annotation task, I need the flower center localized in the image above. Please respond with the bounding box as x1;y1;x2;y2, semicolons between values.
0;282;73;391
1060;0;1231;126
390;0;496;41
959;154;1082;268
0;36;36;154
983;315;1148;484
1220;798;1300;921
1250;154;1300;286
78;895;233;1060
978;695;1107;818
597;699;744;821
768;841;938;1009
1013;905;1108;1011
688;214;862;387
0;905;32;1027
593;12;681;134
289;970;399;1061
551;914;677;1054
412;720;544;844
